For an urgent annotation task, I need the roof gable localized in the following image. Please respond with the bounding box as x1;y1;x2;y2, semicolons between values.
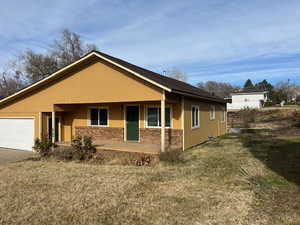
0;51;225;106
0;58;162;111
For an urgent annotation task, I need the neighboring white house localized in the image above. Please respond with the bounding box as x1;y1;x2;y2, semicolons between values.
226;91;268;110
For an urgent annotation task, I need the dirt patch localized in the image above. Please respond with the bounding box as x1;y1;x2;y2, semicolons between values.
0;148;35;165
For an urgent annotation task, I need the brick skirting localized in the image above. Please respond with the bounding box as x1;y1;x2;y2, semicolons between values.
75;126;124;142
140;128;183;150
75;126;183;150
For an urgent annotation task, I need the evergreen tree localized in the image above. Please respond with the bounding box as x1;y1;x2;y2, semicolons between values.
243;79;254;91
255;79;274;101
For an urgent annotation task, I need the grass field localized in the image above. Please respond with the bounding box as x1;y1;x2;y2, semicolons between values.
0;112;299;225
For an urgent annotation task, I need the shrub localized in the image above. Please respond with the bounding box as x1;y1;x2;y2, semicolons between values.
71;136;96;160
83;136;93;149
264;101;274;107
134;154;153;166
71;136;82;149
33;137;55;157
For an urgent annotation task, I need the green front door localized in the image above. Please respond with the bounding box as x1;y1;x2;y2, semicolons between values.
126;106;139;141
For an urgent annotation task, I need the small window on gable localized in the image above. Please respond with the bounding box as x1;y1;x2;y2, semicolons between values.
191;105;200;128
90;108;108;126
210;105;215;120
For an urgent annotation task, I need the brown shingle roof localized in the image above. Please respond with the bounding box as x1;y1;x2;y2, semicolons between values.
95;51;225;103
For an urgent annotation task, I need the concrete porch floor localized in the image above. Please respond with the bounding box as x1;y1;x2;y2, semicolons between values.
58;140;160;155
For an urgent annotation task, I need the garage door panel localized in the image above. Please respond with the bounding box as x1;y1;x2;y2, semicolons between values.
0;118;34;151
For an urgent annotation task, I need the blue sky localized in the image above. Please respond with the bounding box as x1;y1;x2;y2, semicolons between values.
1;0;300;86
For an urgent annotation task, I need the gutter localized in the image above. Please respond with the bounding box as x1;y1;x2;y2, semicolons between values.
172;90;226;104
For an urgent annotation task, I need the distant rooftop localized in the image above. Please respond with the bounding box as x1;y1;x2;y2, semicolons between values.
230;91;268;96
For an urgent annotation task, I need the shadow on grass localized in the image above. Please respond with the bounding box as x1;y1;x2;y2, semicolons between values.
239;129;300;185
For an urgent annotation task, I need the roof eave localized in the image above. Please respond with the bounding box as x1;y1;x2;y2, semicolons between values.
172;90;226;104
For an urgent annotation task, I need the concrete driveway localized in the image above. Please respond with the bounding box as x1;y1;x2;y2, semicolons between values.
0;148;35;165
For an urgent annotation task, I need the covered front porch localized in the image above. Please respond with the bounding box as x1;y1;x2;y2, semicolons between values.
41;95;183;154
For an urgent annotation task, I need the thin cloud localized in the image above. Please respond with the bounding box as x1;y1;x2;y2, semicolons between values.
1;0;300;85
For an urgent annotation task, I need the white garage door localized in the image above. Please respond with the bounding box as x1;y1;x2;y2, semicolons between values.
0;118;34;151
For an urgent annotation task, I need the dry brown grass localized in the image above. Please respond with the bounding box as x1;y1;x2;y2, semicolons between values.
0;148;34;165
0;110;300;225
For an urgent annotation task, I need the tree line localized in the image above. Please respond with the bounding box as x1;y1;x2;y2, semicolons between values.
198;79;300;104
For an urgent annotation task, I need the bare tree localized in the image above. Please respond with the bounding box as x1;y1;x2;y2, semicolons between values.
275;80;297;102
0;70;26;98
4;29;98;84
22;51;58;82
51;29;98;68
165;69;188;82
197;81;239;98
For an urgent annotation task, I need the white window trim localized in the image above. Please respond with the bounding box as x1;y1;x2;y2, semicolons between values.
88;106;109;127
210;105;216;120
144;105;172;128
191;105;200;129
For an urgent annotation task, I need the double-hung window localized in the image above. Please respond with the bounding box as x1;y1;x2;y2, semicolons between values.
146;107;171;127
191;105;200;128
210;105;215;120
90;108;108;126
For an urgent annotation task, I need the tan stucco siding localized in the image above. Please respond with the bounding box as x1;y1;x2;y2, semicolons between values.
57;101;182;142
0;59;162;113
183;98;226;149
0;58;164;140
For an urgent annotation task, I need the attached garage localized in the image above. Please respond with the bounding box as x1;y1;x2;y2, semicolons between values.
0;118;34;151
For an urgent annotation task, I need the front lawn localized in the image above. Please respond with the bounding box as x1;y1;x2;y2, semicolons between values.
1;129;299;225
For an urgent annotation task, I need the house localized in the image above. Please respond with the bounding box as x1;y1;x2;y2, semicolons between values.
0;51;226;153
226;91;268;110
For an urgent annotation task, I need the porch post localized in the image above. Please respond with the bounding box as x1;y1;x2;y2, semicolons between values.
52;111;56;143
161;90;166;152
38;112;42;139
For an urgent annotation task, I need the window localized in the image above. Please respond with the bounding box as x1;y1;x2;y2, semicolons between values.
90;108;108;126
191;106;200;128
210;105;215;120
146;107;171;127
221;108;226;122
